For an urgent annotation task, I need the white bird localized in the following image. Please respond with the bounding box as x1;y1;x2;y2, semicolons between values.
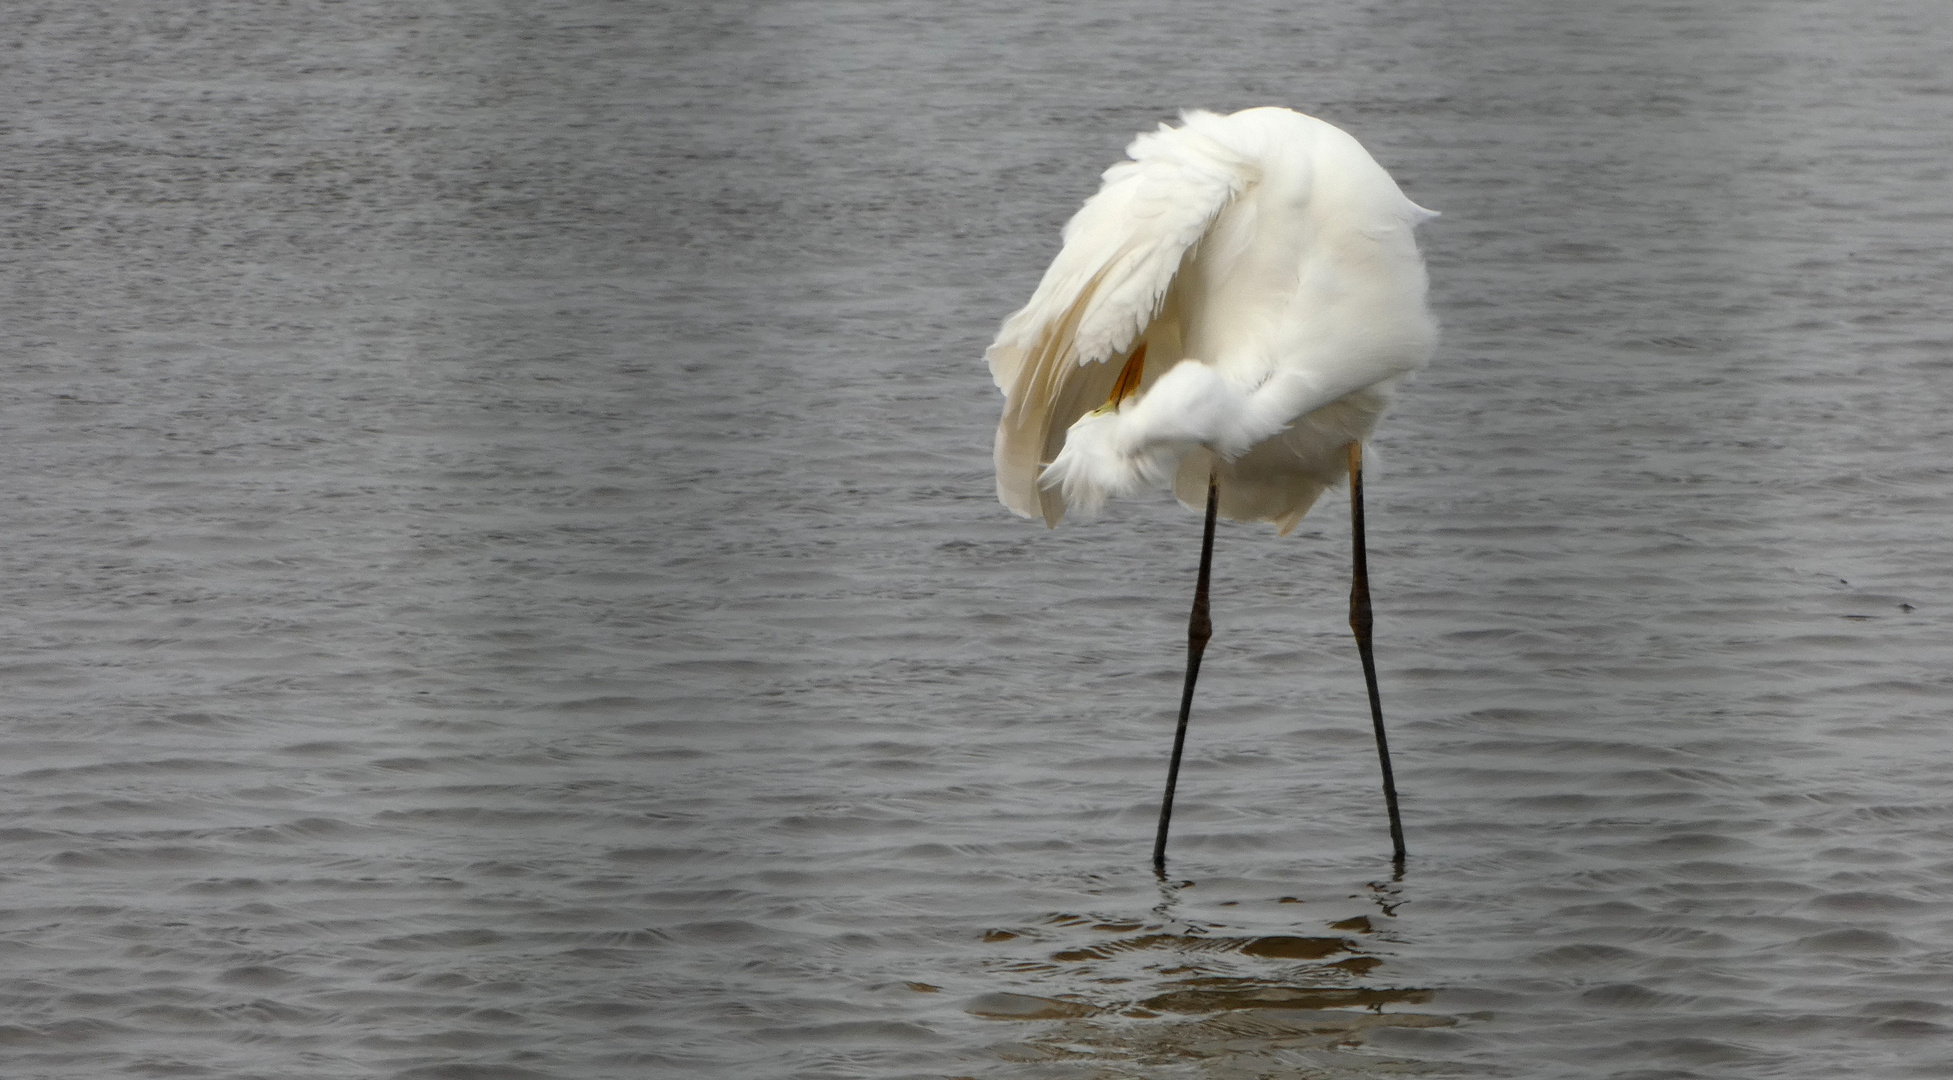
985;107;1438;869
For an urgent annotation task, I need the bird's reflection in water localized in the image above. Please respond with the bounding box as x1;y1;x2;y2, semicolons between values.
966;874;1450;1075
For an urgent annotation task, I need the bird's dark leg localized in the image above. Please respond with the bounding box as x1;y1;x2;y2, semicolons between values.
1153;473;1219;875
1348;442;1407;864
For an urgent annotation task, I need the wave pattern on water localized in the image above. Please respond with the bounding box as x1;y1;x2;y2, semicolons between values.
2;0;1951;1077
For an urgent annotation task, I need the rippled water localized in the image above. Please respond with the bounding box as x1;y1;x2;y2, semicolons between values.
4;1;1951;1077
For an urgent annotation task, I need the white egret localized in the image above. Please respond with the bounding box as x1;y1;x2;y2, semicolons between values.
985;107;1437;869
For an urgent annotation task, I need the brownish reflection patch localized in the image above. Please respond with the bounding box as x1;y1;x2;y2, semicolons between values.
1052;932;1354;963
983;1004;1455;1072
1238;935;1353;959
1141;977;1435;1014
966;991;1101;1020
1326;955;1383;976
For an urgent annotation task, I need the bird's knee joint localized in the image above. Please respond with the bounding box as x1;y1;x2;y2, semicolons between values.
1189;616;1212;646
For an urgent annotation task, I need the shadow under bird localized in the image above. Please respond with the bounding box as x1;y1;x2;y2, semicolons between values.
984;107;1438;872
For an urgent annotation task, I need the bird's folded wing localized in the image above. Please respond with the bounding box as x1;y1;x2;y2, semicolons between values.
987;114;1257;523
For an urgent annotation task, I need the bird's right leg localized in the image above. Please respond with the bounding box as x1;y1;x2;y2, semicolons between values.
1153;472;1218;875
1347;442;1407;864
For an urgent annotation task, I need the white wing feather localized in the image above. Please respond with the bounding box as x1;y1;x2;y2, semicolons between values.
986;114;1257;525
987;108;1437;531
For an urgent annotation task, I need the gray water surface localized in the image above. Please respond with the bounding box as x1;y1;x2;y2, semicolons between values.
4;1;1952;1077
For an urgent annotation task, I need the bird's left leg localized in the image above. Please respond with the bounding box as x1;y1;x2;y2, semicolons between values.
1153;471;1217;875
1347;442;1406;864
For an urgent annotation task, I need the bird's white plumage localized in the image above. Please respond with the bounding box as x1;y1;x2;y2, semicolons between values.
987;107;1437;532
